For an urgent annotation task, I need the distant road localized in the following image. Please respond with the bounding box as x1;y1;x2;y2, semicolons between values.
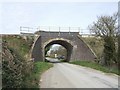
45;57;60;63
40;60;118;88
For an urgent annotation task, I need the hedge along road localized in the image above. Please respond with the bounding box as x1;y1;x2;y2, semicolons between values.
40;60;118;88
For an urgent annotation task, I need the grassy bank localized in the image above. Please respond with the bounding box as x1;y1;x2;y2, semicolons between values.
70;61;119;75
2;35;53;88
24;62;53;88
2;35;34;59
82;37;104;58
2;35;34;88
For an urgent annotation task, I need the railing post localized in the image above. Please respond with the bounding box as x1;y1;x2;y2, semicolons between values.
58;27;60;37
78;27;80;34
20;26;22;33
69;27;70;34
39;26;40;31
49;26;50;36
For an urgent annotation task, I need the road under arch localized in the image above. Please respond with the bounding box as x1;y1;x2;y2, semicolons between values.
44;39;73;62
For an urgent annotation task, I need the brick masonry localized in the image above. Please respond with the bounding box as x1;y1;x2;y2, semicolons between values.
31;31;96;62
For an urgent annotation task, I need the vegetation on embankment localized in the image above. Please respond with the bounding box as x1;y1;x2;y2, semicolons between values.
82;37;104;59
82;37;118;67
70;61;119;75
2;40;32;88
2;35;34;59
2;35;53;88
24;62;53;88
2;35;34;88
88;13;118;67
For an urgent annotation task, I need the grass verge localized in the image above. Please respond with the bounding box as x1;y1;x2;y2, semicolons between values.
69;61;119;75
24;62;53;88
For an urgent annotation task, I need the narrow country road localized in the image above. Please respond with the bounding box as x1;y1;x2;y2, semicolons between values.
40;62;118;88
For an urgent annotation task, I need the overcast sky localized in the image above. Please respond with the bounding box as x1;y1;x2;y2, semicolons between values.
0;2;118;34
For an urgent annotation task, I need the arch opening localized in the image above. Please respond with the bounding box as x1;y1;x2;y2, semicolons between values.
44;39;73;62
45;44;67;62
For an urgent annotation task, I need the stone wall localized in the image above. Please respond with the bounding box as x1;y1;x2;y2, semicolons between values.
32;31;96;61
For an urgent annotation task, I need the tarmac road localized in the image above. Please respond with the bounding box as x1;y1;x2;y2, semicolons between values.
40;62;118;88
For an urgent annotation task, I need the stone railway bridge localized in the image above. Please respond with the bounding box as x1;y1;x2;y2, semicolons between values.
31;31;96;62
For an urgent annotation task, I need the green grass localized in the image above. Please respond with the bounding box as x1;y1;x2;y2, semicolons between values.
24;62;53;88
69;61;119;75
2;35;33;58
2;35;35;88
2;35;52;88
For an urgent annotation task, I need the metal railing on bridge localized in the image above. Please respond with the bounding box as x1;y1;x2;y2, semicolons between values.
20;26;95;37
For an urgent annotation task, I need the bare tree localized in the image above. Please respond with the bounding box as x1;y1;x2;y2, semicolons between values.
89;13;118;38
118;33;120;71
89;13;118;66
118;2;120;71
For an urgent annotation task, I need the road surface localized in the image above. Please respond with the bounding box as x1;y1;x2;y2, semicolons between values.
40;62;118;88
45;57;60;63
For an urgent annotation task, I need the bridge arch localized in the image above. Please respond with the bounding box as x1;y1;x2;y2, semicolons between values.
31;31;96;62
43;38;74;62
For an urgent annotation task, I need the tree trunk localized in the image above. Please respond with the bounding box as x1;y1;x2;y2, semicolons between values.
118;36;120;73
